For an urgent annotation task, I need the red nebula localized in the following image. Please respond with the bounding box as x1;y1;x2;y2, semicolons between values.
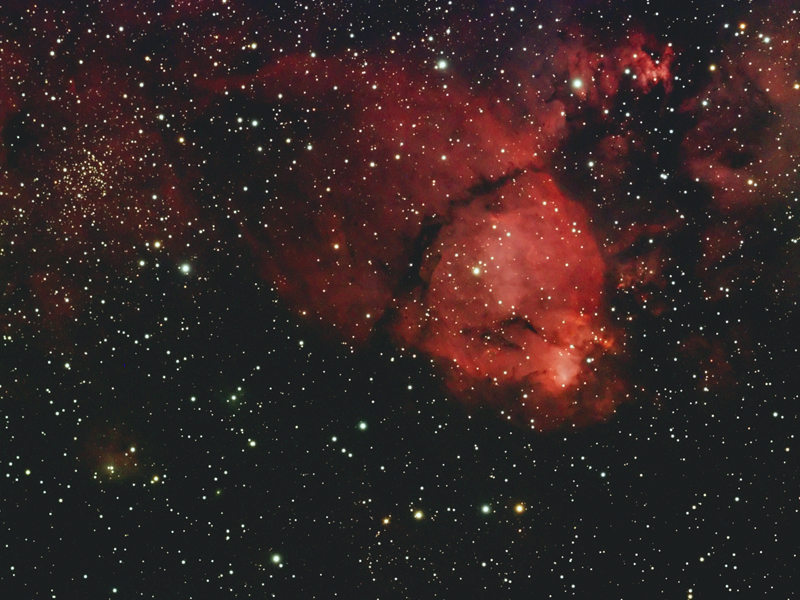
228;53;558;344
220;50;637;428
1;0;796;437
394;172;622;429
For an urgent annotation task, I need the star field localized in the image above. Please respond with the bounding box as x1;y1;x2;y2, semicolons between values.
1;0;799;598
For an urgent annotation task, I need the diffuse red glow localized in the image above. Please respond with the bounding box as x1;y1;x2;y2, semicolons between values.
4;3;797;430
393;172;620;427
222;50;638;429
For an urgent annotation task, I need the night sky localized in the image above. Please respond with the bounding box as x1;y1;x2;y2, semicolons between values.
1;0;799;597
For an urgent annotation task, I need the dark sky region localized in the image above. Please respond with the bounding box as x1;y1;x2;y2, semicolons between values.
1;0;798;597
